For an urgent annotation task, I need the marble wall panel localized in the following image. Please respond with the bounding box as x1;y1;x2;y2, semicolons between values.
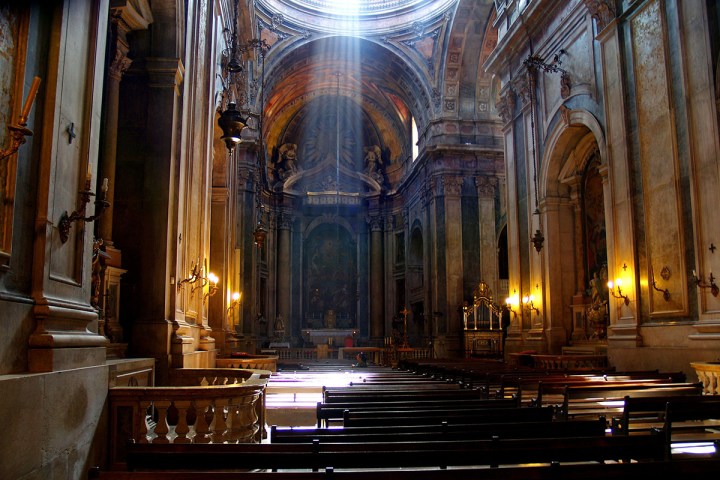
631;0;685;316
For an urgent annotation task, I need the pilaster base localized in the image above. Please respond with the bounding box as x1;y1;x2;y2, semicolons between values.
28;346;107;372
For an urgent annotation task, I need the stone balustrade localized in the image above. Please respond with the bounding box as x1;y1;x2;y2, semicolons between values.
108;369;268;470
216;354;279;372
531;354;608;371
690;361;720;395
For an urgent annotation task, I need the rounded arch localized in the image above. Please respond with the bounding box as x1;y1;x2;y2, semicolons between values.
538;108;608;348
304;215;358;242
539;109;607;200
409;220;424;268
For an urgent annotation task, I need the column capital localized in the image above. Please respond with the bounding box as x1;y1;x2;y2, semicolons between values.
277;212;294;230
496;88;516;125
366;215;384;232
109;49;133;81
475;176;498;198
441;175;463;197
582;0;616;33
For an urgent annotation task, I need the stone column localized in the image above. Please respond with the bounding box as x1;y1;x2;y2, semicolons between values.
97;3;152;354
98;3;151;258
130;57;185;379
276;213;292;338
441;175;464;337
368;215;384;340
476;176;498;292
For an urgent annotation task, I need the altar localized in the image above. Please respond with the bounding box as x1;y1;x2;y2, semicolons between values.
302;328;357;347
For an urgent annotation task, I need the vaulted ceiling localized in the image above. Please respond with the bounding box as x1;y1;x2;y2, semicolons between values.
237;0;499;191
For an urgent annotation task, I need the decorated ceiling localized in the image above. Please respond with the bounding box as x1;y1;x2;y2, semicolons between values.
237;0;498;195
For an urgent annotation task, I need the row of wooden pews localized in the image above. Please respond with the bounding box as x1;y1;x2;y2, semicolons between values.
92;359;719;478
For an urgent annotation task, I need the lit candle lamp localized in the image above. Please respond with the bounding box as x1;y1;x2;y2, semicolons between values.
20;76;41;124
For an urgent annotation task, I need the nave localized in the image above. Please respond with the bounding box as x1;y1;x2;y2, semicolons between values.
93;357;720;478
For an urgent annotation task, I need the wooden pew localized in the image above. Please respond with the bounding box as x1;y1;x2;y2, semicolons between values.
322;388;485;403
611;394;717;436
271;417;608;443
316;397;519;426
91;459;720;480
121;433;667;471
533;382;703;420
534;378;694;408
663;396;720;459
342;405;555;427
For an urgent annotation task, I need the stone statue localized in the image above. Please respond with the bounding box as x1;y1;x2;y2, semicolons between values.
363;145;382;176
270;142;299;184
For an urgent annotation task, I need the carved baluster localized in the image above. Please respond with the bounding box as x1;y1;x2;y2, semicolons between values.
210;398;230;443
192;399;212;443
173;400;192;444
152;400;172;444
138;400;152;443
232;394;259;443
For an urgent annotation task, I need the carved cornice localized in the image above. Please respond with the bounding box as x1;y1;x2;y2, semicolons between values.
110;0;153;31
475;176;498;198
583;0;616;32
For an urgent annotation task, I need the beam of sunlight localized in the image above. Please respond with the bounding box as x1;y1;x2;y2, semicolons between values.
326;0;361;16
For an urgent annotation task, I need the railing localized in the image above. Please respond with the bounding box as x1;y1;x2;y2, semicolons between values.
532;354;608;371
216;354;279;372
690;362;720;395
108;369;267;470
275;348;318;361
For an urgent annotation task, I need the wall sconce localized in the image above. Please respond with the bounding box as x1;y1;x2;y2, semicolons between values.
650;266;670;302
177;259;202;291
522;294;541;315
227;291;242;312
607;278;630;306
504;291;519;317
1;76;40;163
202;273;220;302
692;270;719;297
58;176;110;243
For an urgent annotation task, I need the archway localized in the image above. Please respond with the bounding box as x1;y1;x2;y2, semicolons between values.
540;110;608;352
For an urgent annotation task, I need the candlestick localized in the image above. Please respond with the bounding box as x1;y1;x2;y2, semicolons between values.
20;76;41;124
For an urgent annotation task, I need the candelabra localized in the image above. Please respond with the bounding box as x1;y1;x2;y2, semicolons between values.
58;177;110;244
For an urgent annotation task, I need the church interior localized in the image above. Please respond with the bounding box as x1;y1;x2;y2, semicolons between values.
1;0;720;478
